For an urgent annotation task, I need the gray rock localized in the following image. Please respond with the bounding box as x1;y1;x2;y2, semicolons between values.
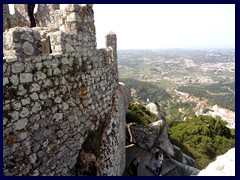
20;107;30;118
29;153;37;164
20;73;33;83
55;97;62;104
32;170;40;176
66;13;81;22
30;83;41;92
13;118;28;130
35;63;43;70
53;113;63;121
30;92;39;101
22;41;34;55
17;132;28;141
3;147;11;158
64;4;80;12
39;92;48;100
3;118;8;126
34;71;46;81
11;101;21;110
12;62;24;73
21;97;31;105
31;102;42;113
11;111;19;122
20;32;34;42
3;77;9;86
10;75;19;85
17;85;27;96
53;68;61;75
61;58;69;65
65;43;75;53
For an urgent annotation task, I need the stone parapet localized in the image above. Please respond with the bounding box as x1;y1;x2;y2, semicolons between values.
3;4;127;176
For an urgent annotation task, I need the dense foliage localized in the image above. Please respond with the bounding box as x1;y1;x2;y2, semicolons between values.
178;81;235;111
162;100;197;121
120;78;172;102
126;102;159;126
168;115;235;169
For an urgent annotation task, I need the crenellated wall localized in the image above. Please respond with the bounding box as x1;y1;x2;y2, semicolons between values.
3;4;130;176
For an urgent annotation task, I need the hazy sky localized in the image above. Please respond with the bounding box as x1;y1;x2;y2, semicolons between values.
9;4;235;50
93;4;235;50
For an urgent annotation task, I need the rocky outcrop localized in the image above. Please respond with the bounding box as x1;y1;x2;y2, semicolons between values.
125;102;200;176
129;103;174;156
172;145;198;168
198;148;235;176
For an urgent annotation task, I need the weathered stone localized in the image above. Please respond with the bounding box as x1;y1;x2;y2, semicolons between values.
3;5;126;176
65;4;80;12
62;102;69;110
34;72;46;81
61;57;69;65
12;62;24;73
11;111;19;122
39;92;48;100
3;118;8;126
3;147;11;159
31;102;42;113
20;73;33;83
35;63;43;70
65;43;75;52
20;33;34;43
3;77;9;86
38;151;45;158
22;41;34;55
20;107;30;118
29;153;37;164
53;113;63;121
13;118;28;130
21;97;31;105
66;13;81;22
6;57;17;63
11;101;21;110
32;170;40;176
18;85;27;96
54;97;62;104
11;143;20;153
48;89;55;98
53;68;61;75
51;59;59;68
10;75;19;86
47;68;53;76
33;124;40;131
30;93;39;101
30;83;41;92
17;132;28;141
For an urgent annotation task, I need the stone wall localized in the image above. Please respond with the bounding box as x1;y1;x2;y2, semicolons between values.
3;4;130;176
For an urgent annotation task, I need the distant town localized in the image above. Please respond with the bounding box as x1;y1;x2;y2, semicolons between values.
118;49;235;128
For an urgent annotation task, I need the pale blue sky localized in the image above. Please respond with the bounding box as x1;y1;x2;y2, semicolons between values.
9;4;235;50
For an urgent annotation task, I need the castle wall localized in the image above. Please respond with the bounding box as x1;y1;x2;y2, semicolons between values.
3;4;129;176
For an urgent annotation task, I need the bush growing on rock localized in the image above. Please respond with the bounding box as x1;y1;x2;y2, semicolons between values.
126;102;158;126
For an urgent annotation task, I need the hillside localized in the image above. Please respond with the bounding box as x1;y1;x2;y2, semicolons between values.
124;102;235;175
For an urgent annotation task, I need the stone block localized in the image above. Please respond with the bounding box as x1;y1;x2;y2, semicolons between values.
20;73;33;83
13;118;28;130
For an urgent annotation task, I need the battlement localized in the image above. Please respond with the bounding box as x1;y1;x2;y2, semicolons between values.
3;4;126;176
3;4;94;32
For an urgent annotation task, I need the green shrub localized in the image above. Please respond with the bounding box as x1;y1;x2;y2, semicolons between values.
168;115;235;169
126;102;158;126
